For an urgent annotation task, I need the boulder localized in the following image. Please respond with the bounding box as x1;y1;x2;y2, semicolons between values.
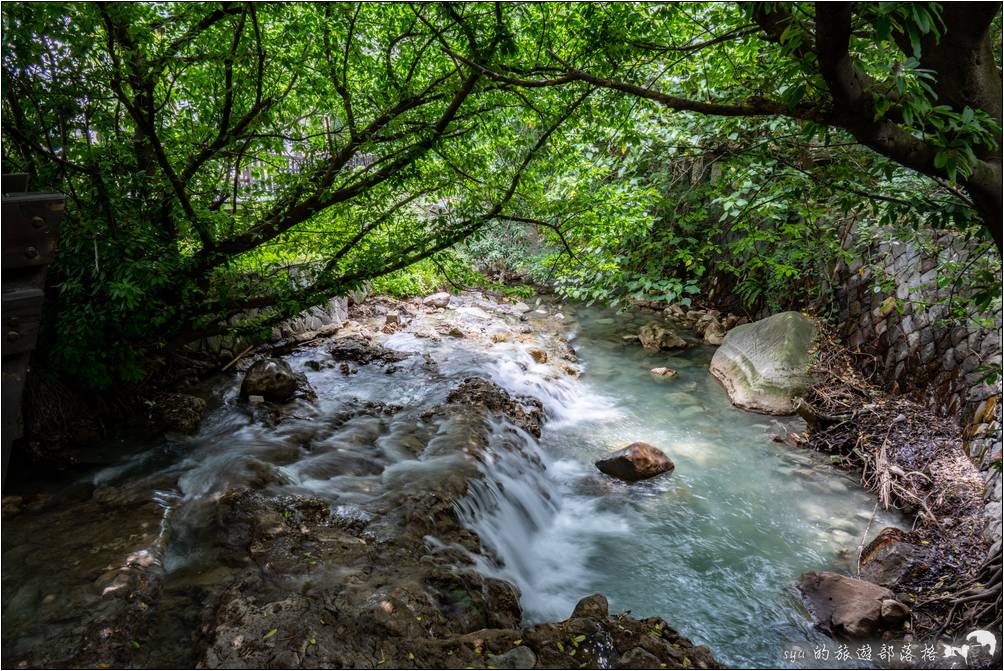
650;367;677;379
571;593;608;619
858;527;930;587
616;647;662;669
528;347;548;364
709;311;816;415
329;335;407;364
638;322;687;352
796;571;910;639
488;646;537;669
422;292;451;308
595;443;675;482
703;319;726;345
151;392;206;434
240;358;299;402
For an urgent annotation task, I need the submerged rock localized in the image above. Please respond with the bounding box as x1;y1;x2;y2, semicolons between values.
650;367;677;379
796;571;910;639
596;442;675;482
528;347;548;364
709;311;816;415
240;358;299;402
638;322;687;352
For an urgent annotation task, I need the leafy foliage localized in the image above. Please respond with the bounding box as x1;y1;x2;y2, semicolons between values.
1;2;1000;388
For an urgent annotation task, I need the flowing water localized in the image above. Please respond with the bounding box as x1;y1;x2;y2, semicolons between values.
1;299;898;668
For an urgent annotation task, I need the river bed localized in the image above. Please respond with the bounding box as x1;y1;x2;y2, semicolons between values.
1;296;898;668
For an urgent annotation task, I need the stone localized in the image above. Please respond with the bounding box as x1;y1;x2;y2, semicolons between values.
385;312;400;326
248;395;266;404
329;335;407;365
488;646;537;669
703;319;726;345
616;647;662;669
595;443;675;482
650;367;677;378
152;392;206;434
638;322;687;352
571;593;608;619
422;292;451;308
858;527;930;587
796;571;908;639
528;347;548;364
880;599;910;623
241;358;299;402
709;311;817;415
447;326;465;338
2;496;23;515
512;301;531;313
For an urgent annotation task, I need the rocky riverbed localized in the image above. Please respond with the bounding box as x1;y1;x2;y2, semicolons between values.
1;291;721;669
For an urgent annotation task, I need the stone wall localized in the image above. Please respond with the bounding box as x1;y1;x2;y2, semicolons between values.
833;225;1002;546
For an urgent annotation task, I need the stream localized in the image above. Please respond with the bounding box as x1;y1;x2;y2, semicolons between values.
1;297;899;668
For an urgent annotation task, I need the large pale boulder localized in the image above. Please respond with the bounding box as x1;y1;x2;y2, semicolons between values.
797;571;909;639
423;292;451;308
709;311;816;415
595;442;675;482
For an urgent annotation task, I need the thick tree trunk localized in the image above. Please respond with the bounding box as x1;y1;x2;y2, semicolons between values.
815;2;1003;251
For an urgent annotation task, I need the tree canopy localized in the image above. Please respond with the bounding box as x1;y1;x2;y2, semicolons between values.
2;2;1000;388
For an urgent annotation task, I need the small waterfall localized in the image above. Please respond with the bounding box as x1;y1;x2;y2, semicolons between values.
455;418;630;623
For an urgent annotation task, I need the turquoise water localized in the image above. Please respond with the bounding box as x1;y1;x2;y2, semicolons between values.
447;304;898;668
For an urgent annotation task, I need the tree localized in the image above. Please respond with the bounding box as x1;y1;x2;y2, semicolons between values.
463;2;1003;249
2;2;589;386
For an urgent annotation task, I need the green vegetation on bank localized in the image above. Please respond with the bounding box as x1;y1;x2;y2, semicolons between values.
2;2;1000;389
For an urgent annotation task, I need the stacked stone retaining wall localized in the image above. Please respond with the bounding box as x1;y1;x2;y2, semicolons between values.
833;226;1002;545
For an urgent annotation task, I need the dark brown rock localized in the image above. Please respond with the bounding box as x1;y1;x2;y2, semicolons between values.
595;442;675;482
240;358;299;402
151;392;206;434
617;646;662;669
796;571;910;639
571;593;608;619
638;323;687;352
858;527;930;587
